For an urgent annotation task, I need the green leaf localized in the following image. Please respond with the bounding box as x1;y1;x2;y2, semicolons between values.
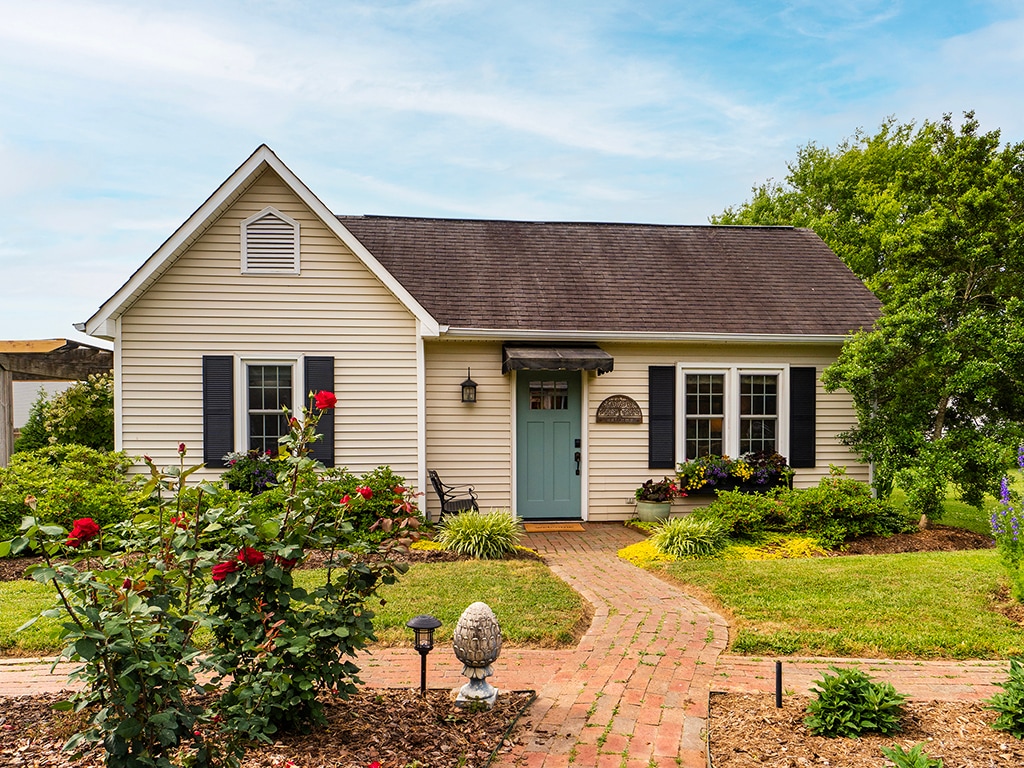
16;616;39;632
51;700;74;712
74;638;98;660
0;540;10;558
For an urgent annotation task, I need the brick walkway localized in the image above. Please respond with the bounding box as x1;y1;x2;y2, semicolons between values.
0;523;1010;767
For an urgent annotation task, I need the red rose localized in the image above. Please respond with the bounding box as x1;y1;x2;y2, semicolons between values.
178;443;187;456
237;546;265;566
341;494;351;505
394;485;406;494
275;554;299;569
211;561;239;581
170;515;188;530
356;486;373;500
314;390;337;410
66;518;101;547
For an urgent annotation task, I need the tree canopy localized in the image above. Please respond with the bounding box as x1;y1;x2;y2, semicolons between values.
714;113;1024;518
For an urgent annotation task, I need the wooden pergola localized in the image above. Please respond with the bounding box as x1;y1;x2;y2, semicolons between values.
0;339;114;466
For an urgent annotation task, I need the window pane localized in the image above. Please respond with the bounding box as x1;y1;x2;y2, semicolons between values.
740;375;777;416
248;364;293;451
529;380;568;410
686;417;723;458
740;418;777;454
685;374;724;415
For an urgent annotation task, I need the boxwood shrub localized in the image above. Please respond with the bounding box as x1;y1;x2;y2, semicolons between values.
0;445;140;540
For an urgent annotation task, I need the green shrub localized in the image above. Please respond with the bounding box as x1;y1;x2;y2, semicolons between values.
804;665;906;738
650;514;729;558
13;373;113;452
315;466;415;535
0;446;139;541
987;657;1024;739
787;470;911;548
703;489;789;537
436;509;522;559
880;742;944;767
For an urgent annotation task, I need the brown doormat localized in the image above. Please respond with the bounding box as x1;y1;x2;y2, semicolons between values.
523;522;585;532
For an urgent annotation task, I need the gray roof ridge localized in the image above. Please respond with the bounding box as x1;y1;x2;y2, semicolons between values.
336;213;796;230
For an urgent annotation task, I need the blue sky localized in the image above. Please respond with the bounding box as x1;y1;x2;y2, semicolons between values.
2;0;1023;344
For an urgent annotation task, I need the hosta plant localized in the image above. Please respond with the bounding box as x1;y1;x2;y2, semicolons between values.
436;509;522;559
804;666;906;738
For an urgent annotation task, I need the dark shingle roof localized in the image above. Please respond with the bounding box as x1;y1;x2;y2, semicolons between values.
337;216;880;336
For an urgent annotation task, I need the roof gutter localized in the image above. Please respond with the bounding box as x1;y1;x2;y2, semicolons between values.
437;327;856;344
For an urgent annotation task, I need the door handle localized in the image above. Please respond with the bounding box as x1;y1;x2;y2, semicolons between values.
574;451;581;476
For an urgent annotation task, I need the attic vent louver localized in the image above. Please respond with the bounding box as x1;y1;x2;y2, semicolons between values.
242;207;300;273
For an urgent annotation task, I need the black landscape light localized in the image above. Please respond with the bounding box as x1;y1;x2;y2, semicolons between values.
460;368;478;403
406;614;442;694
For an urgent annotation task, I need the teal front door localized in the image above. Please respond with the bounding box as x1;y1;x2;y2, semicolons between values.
516;371;582;519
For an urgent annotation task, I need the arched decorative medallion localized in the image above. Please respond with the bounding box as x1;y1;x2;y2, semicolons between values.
596;395;643;423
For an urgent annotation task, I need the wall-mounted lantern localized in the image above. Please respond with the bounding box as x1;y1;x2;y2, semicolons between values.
460;368;478;403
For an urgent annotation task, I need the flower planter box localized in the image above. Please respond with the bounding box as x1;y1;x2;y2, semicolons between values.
685;475;792;497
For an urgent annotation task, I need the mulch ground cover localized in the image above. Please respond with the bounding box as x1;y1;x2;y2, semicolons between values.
0;689;535;768
709;692;1024;767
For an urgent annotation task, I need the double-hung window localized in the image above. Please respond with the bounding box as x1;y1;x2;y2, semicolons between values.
681;366;786;460
246;363;294;452
202;353;336;468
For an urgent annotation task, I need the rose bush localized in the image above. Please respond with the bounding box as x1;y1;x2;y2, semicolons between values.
0;390;421;767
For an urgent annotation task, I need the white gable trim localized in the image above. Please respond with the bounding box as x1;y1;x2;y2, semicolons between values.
82;145;439;340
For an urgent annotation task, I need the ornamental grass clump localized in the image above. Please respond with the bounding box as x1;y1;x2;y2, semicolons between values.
804;666;906;738
649;514;729;559
436;509;522;559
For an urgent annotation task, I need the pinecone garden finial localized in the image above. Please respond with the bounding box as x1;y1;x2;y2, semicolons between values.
452;601;502;708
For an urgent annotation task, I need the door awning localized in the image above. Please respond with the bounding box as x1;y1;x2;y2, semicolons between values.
502;344;614;375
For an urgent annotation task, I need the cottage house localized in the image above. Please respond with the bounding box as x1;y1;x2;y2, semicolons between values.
80;146;879;522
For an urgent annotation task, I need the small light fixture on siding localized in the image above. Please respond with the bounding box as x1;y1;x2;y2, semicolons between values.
461;368;478;403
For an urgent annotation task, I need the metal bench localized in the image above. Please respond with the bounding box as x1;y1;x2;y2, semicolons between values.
427;469;479;521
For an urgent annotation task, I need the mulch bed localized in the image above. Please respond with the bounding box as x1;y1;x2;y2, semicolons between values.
835;524;994;556
0;689;536;768
709;692;1024;767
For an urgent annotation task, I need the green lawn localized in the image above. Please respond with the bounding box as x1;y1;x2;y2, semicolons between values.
0;558;587;656
657;548;1023;659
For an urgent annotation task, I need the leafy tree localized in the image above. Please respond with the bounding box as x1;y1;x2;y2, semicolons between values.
715;113;1024;520
13;372;114;453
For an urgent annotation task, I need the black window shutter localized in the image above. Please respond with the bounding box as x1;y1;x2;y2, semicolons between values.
648;366;676;469
202;356;234;469
789;367;817;468
304;356;335;468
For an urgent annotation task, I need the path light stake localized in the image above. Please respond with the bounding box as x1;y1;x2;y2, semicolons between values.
775;660;783;708
406;614;442;695
453;601;502;709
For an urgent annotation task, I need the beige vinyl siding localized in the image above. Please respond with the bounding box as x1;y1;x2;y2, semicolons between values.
585;342;865;521
423;341;512;520
422;339;865;523
117;169;420;485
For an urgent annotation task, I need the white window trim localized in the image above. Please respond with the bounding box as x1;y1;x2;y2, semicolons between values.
676;363;790;463
241;206;301;275
234;354;304;451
